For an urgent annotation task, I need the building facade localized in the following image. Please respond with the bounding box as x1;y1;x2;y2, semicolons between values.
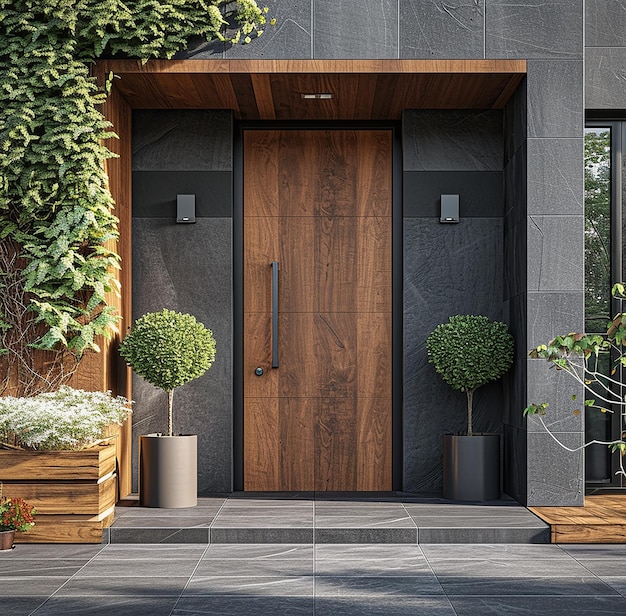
105;1;626;506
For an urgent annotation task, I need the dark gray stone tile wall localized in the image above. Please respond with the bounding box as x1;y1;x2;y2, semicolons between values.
486;0;583;59
131;111;234;494
132;111;232;171
524;56;585;505
400;0;484;59
585;2;626;108
586;47;626;108
586;0;626;47
403;110;503;171
402;110;505;494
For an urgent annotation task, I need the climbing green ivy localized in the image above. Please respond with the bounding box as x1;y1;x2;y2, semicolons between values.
0;1;271;395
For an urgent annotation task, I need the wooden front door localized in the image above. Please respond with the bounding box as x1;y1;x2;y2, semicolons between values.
243;129;392;491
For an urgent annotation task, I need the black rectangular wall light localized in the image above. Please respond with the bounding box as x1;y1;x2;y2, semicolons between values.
176;194;196;223
440;194;460;223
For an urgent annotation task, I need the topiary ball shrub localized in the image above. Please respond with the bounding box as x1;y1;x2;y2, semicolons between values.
119;309;216;436
426;315;514;435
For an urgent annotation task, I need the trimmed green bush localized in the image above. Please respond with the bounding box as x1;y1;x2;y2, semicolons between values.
119;309;216;436
426;315;514;435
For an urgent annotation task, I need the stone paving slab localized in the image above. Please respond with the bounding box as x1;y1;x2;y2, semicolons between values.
3;542;626;615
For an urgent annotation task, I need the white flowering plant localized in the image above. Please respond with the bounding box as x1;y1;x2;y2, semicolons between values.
0;386;132;451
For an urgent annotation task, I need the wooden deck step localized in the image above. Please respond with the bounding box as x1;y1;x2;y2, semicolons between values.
530;495;626;543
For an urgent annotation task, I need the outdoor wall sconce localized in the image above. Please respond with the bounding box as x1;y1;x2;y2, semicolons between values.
176;194;196;223
440;194;460;223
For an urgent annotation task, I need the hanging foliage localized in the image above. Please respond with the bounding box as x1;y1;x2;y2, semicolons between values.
0;1;271;395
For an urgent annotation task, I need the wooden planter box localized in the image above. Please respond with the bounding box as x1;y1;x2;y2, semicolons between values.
0;444;117;543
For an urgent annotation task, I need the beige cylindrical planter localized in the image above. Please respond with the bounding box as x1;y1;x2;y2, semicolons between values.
443;434;500;501
139;434;197;508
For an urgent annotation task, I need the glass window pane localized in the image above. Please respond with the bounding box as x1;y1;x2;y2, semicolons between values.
584;128;612;333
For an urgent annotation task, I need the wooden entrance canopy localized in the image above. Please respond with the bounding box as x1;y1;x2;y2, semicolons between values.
91;59;526;497
95;59;526;119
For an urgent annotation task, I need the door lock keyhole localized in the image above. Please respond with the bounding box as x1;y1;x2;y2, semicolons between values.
255;367;264;376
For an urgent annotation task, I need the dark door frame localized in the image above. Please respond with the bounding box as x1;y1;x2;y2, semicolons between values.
233;120;403;491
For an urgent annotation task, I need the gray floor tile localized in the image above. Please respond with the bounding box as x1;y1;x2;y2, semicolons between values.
211;528;314;543
315;528;418;543
3;596;47;616
30;595;180;615
0;577;70;597
418;527;550;544
314;596;456;615
212;512;313;528
109;527;210;543
424;557;591;578
114;506;222;518
601;576;626;597
56;576;189;596
194;558;313;576
571;559;626;576
448;595;626;615
183;575;314;596
203;544;313;559
0;560;86;576
314;557;433;576
561;545;626;557
98;544;207;559
315;575;444;596
315;544;425;559
75;558;200;578
421;543;569;559
112;516;214;528
408;514;547;528
315;513;416;528
172;595;314;615
439;575;618;595
0;545;103;559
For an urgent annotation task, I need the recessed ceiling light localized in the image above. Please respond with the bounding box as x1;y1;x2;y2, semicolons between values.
301;93;333;100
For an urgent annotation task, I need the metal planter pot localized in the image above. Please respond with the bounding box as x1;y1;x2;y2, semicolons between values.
443;433;500;501
139;434;197;508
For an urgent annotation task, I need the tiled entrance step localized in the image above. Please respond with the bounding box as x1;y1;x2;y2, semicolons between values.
105;493;550;544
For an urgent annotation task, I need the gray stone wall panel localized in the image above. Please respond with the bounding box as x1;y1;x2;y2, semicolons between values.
527;139;584;216
400;0;484;59
132;111;232;172
131;218;233;494
403;171;503;218
313;0;398;58
403;110;503;171
486;0;583;59
585;47;626;108
527;60;583;138
526;432;584;506
527;216;584;291
585;0;626;47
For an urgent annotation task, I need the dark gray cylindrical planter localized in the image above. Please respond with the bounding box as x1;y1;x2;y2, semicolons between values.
443;434;500;501
139;434;197;508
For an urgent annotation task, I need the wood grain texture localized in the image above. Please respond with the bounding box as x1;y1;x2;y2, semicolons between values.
243;130;392;491
14;511;115;544
243;398;280;491
102;59;525;118
530;495;626;543
0;445;116;481
1;444;118;543
3;475;117;515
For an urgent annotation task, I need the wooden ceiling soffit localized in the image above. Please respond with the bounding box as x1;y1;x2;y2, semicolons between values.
96;59;526;120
